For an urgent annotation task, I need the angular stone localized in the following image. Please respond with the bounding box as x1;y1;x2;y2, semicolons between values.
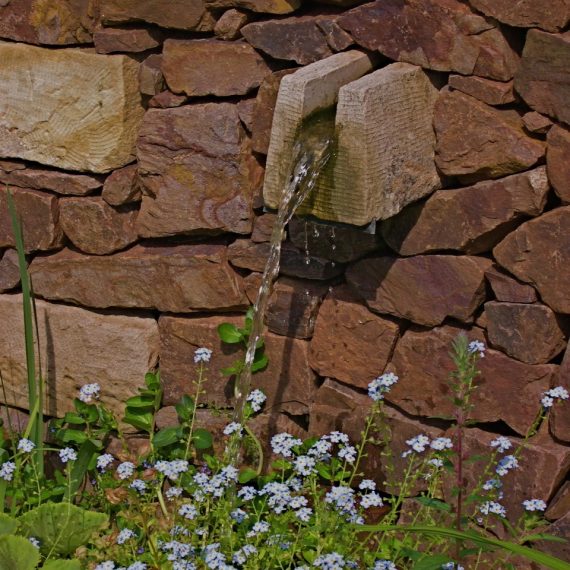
205;0;300;13
0;164;102;196
100;0;213;31
94;27;162;54
101;164;142;206
0;0;96;45
162;39;271;97
434;90;545;183
0;187;63;253
288;218;384;263
469;0;570;33
0;250;20;292
316;17;354;52
485;302;566;364
228;239;344;280
347;255;491;326
382;168;550;255
0;294;159;416
29;244;246;312
214;9;249;40
494;207;570;314
242;15;335;65
535;512;570;562
485;266;537;304
547;125;570;203
523;112;553;135
0;43;144;173
515;30;570;126
251;214;278;243
339;0;519;81
138;54;164;96
148;91;188;109
237;99;256;134
159;315;317;415
309;285;400;389
136;104;254;237
448;75;515;106
546;481;570;521
387;324;556;434
59;197;138;255
551;346;570;443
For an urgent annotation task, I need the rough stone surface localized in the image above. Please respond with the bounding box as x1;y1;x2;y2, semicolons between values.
547;125;570;204
387;325;556;434
309;286;400;389
102;164;142;206
94;27;162;53
251;213;278;243
0;294;159;416
316;17;354;52
0;43;144;173
100;0;213;31
515;30;570;126
0;187;63;253
346;255;491;326
382;168;550;255
485;266;537;304
136;104;254;237
159;315;316;414
0;0;96;45
29;244;246;312
214;9;249;40
485;302;567;364
339;0;519;80
206;0;299;12
546;481;570;521
0;250;20;292
434;90;545;183
59;197;139;255
162;39;272;97
534;512;570;562
494;207;570;314
448;75;515;106
523;112;553;135
236;98;256;133
138;54;164;96
551;346;570;443
148;91;188;109
469;0;570;33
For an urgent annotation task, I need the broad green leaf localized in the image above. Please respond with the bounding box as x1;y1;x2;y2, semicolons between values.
153;427;180;448
316;464;332;481
0;534;40;570
18;503;108;557
193;428;213;450
238;468;258;484
0;513;17;535
62;413;86;426
43;561;81;570
221;363;242;376
124;395;155;410
217;323;243;344
415;497;451;512
57;429;88;445
413;554;454;570
175;395;195;423
251;353;268;372
66;439;99;501
145;371;160;391
525;534;568;544
123;410;153;432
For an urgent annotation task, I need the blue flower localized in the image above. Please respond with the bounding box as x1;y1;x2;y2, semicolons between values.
59;447;77;463
117;528;136;544
17;438;35;453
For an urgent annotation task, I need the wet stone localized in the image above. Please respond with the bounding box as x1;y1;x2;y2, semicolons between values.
251;213;279;243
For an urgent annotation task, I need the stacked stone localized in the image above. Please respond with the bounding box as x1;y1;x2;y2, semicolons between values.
0;0;568;543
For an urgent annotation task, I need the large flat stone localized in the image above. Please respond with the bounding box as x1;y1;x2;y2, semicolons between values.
0;294;159;416
382;168;549;255
29;244;247;312
484;265;537;304
136;103;254;237
547;125;570;204
494;207;570;314
159;315;317;415
346;255;491;326
448;75;514;106
0;43;144;173
94;27;162;54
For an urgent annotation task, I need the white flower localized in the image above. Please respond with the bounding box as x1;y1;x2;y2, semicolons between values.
270;432;302;458
117;528;135;544
483;478;502;491
373;562;397;570
479;501;507;517
0;461;16;482
78;382;100;404
325;431;350;445
127;563;147;570
368;372;398;401
194;347;212;364
295;507;313;522
293;455;316;476
542;386;569;408
246;520;270;538
430;437;453;451
130;479;146;493
117;461;136;480
247;389;266;412
338;445;357;463
359;479;376;491
95;562;116;570
490;436;512;453
523;499;547;512
17;438;35;453
428;458;444;468
28;537;40;548
178;503;198;520
496;455;518;477
404;434;430;454
468;340;486;357
155;460;189;481
223;422;243;437
166;487;183;500
59;447;77;463
360;492;383;509
314;552;347;569
97;453;115;472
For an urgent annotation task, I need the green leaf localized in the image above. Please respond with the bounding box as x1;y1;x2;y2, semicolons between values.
525;534;568;544
415;497;451;512
0;535;40;570
43;561;81;570
18;503;108;557
221;363;242;376
153;427;180;449
193;428;213;450
145;371;160;391
238;468;258;484
62;413;86;426
123;410;153;432
124;395;155;410
57;429;88;445
412;554;454;570
175;395;195;423
66;439;99;501
0;514;17;536
251;353;268;373
217;323;243;344
316;464;332;481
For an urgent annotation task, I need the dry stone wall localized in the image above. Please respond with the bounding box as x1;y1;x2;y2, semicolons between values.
0;0;569;530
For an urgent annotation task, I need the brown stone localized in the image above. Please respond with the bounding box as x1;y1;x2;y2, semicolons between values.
162;39;272;97
339;0;519;81
382;168;550;255
214;9;249;40
551;346;570;443
523;112;553;135
494;207;570;314
485;302;566;364
0;187;63;253
485;266;537;304
288;217;384;263
236;99;256;134
316;18;354;52
138;54;164;96
251;69;296;155
387;324;556;435
136;104;254;237
241;16;334;65
309;286;400;389
0;406;30;435
148;91;188;109
434;90;545;183
448;75;515;106
100;0;213;31
469;0;570;33
0;0;96;45
0;293;159;417
546;481;570;521
0;250;20;292
159;314;317;414
251;213;278;243
205;0;300;13
346;255;491;326
94;27;162;54
535;512;570;562
228;239;344;280
0;165;102;196
515;30;570;126
547;125;570;204
101;164;142;206
29;244;246;312
59;197;138;255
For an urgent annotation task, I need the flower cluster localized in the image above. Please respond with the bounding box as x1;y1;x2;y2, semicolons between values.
78;382;101;404
368;372;398;401
523;499;547;512
155;460;189;481
541;386;569;408
194;347;212;364
246;389;266;412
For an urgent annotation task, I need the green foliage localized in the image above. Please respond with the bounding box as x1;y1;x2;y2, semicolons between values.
42;561;81;570
0;513;17;535
123;371;162;433
0;535;40;570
